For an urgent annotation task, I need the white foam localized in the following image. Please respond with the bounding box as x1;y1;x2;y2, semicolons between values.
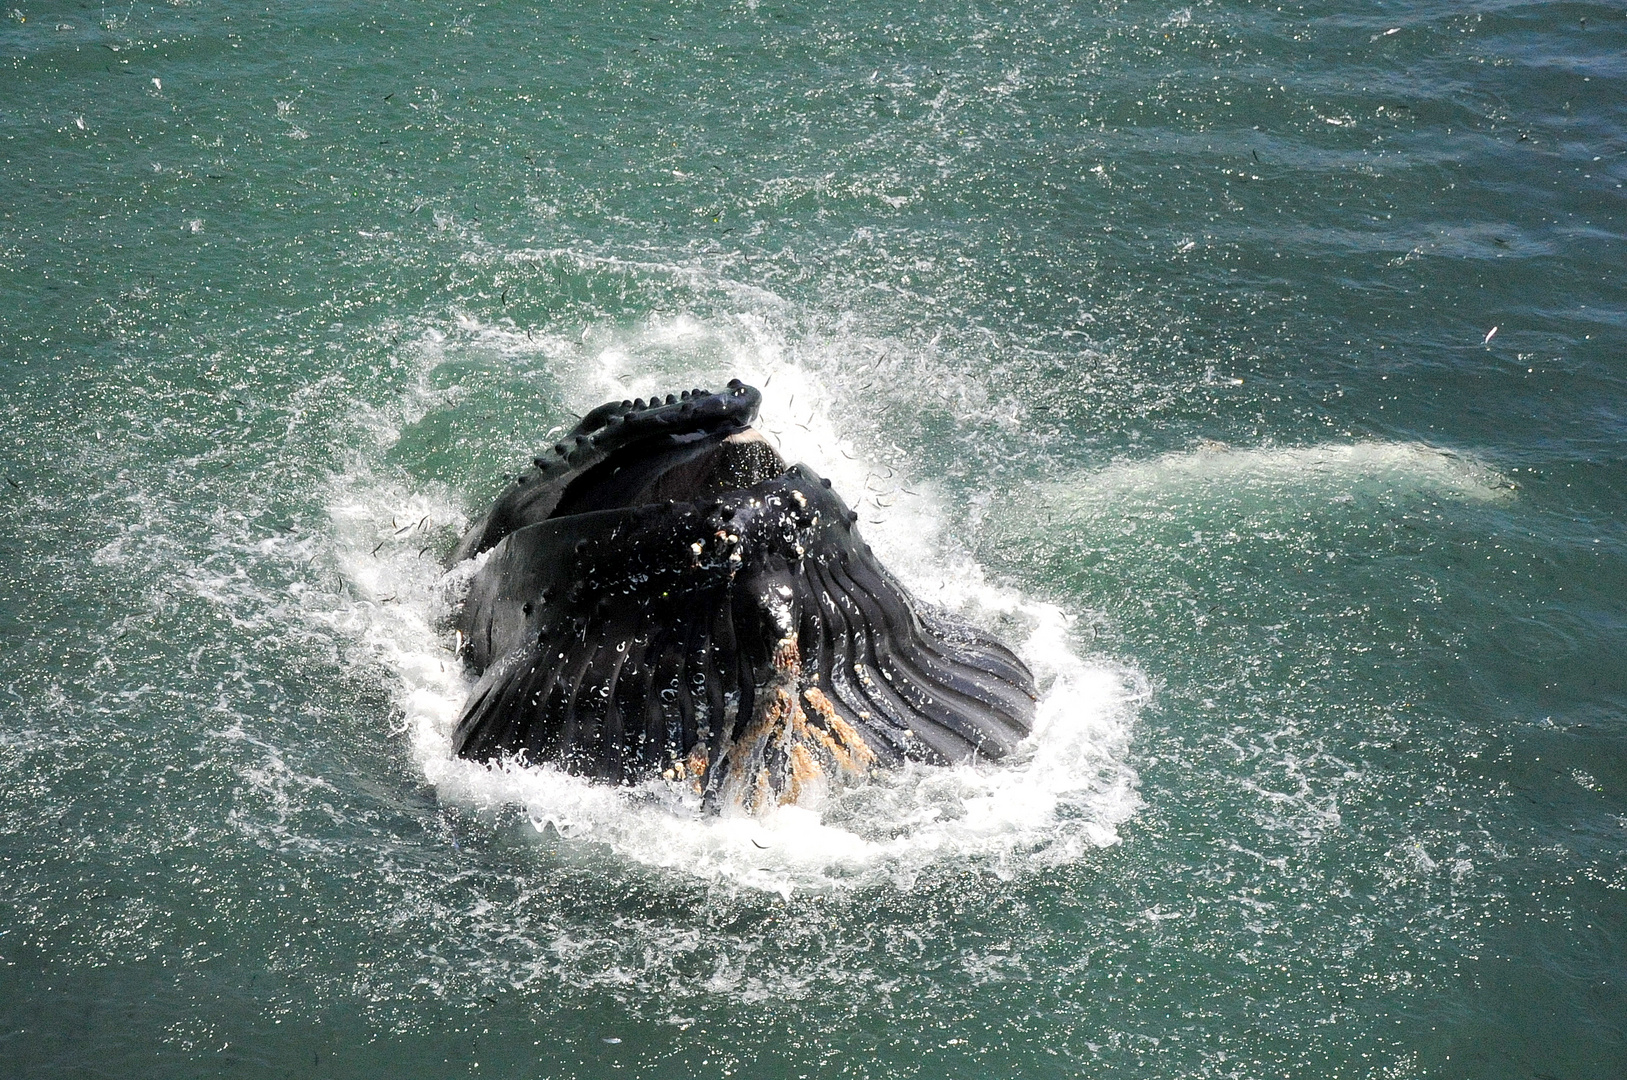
322;305;1144;894
1045;440;1512;515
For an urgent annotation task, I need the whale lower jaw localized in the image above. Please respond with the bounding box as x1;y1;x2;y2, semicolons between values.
682;623;878;813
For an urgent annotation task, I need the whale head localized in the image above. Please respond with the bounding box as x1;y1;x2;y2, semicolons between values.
445;380;1037;812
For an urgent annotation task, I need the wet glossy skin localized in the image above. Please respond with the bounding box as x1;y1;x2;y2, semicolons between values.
445;381;1036;809
447;382;767;565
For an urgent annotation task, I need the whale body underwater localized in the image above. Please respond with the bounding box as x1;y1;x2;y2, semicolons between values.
443;381;1036;812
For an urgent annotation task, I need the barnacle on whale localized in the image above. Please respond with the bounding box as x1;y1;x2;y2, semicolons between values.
445;381;1036;811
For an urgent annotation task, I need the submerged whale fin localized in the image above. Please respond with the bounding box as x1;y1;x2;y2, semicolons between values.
450;467;1037;808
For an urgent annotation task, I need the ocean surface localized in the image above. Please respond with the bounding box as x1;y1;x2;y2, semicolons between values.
2;0;1624;1076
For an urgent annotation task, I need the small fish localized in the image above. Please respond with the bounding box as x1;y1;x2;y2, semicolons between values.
1483;326;1499;345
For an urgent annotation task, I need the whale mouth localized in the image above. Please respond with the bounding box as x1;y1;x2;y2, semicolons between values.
443;381;1038;813
551;428;786;519
447;382;770;563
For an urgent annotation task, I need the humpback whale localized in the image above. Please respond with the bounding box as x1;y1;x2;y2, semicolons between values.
445;381;1036;812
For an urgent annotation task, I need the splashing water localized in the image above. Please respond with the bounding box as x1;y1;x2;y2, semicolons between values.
322;302;1144;894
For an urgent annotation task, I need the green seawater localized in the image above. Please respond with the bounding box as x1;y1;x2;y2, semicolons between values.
2;0;1625;1076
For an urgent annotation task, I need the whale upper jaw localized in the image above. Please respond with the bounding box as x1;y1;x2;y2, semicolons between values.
446;381;765;567
444;381;1037;812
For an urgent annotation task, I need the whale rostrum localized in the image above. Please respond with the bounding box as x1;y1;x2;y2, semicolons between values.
444;381;1036;812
